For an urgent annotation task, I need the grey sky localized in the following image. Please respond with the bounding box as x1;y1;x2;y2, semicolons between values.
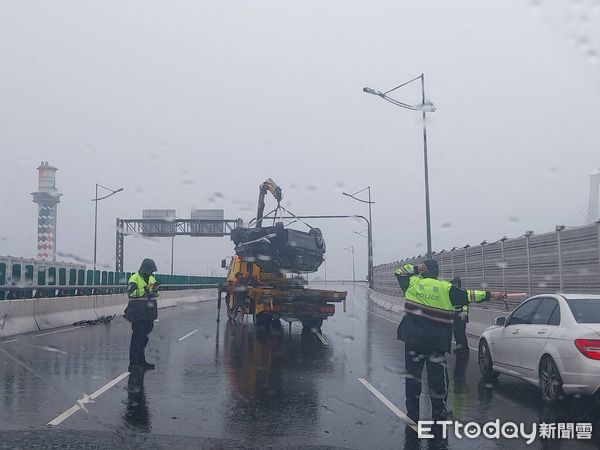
1;0;599;280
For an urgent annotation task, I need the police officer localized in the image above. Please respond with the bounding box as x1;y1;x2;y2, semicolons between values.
125;258;159;371
451;276;491;356
395;260;504;423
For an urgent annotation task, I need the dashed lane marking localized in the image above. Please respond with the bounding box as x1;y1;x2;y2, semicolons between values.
177;328;200;342
1;339;17;344
36;326;84;338
358;377;418;431
47;371;130;426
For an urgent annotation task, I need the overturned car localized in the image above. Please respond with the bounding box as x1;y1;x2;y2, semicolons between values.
231;222;325;273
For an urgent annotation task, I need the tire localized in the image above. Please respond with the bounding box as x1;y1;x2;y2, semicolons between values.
478;339;499;380
302;318;323;330
310;228;325;250
593;392;600;412
255;312;272;328
227;307;237;321
539;356;565;404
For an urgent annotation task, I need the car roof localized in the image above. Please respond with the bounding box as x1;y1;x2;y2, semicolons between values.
556;293;600;300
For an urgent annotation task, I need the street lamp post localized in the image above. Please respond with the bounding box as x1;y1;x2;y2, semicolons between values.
342;186;374;288
171;236;175;276
344;246;356;283
92;183;124;271
363;74;436;259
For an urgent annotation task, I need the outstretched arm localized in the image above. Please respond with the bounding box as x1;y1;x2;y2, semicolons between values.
394;264;418;292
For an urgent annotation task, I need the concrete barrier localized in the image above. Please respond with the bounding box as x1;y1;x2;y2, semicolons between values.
34;296;98;330
367;288;510;339
94;294;127;318
157;288;217;309
0;299;40;338
0;288;218;339
467;307;507;337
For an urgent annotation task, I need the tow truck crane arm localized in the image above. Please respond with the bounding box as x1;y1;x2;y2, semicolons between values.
256;178;283;228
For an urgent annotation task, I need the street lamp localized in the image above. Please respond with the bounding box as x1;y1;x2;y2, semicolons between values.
342;186;374;288
92;183;124;271
344;246;356;283
363;73;436;258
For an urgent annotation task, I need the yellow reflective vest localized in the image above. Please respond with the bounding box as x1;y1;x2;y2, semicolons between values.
128;273;159;299
396;264;455;325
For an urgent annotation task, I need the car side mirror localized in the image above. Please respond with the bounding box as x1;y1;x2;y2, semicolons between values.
221;259;227;269
494;316;506;326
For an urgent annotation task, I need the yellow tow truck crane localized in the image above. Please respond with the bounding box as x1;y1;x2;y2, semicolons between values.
217;179;347;330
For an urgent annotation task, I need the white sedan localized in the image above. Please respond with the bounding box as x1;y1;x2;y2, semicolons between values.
478;294;600;404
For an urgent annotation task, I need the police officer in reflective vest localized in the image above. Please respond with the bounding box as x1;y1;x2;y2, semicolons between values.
451;276;490;356
395;260;504;422
125;258;159;371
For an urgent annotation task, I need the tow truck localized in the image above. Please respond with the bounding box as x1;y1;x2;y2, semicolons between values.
217;179;347;330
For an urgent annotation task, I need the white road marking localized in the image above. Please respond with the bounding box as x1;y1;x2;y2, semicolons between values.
88;371;130;399
358;377;418;431
177;328;200;342
47;404;81;426
29;344;68;355
36;326;84;338
47;371;130;426
315;331;328;346
1;339;17;344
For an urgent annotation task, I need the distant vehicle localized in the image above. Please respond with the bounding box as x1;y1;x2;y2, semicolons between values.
478;294;600;405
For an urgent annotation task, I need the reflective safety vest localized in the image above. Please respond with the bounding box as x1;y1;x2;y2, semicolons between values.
458;289;488;313
397;264;455;325
128;273;158;299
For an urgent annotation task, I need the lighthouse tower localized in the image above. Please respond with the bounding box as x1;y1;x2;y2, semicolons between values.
31;162;62;261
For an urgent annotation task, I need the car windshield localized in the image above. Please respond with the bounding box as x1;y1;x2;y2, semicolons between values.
567;299;600;324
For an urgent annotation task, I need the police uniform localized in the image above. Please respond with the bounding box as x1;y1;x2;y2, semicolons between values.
125;258;159;370
452;277;489;354
395;261;467;422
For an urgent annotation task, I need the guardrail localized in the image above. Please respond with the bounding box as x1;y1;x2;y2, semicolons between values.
0;258;225;301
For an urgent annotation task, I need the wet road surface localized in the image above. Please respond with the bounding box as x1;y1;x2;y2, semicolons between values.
1;284;599;449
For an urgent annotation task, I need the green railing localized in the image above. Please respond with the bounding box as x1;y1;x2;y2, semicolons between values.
0;262;224;300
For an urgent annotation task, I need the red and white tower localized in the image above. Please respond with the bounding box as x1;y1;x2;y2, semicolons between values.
31;162;62;261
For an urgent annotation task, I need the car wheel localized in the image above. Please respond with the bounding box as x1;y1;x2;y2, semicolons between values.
539;356;565;404
593;391;600;412
227;308;237;321
478;339;499;380
302;318;323;330
256;312;272;328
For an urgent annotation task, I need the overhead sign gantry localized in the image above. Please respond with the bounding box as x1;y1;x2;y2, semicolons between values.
115;209;242;272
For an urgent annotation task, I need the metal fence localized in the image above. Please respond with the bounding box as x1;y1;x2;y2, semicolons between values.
0;256;224;300
373;221;600;309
